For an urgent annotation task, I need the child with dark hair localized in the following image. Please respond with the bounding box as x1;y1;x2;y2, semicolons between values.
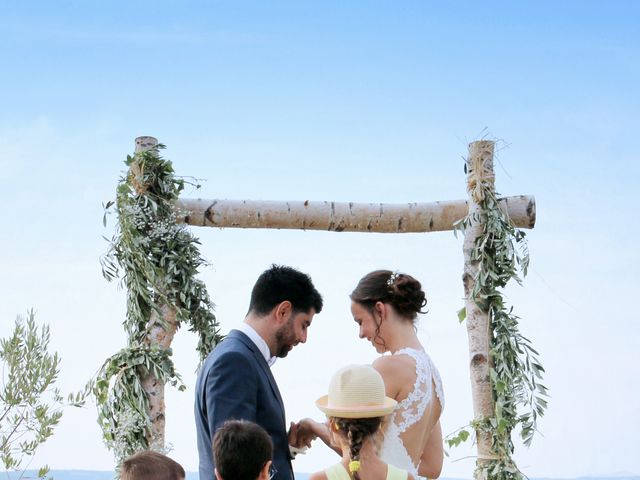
213;419;274;480
310;364;414;480
120;450;185;480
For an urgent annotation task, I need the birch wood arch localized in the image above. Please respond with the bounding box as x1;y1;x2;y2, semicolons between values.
125;136;538;478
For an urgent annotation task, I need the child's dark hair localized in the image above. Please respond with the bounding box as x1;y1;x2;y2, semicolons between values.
120;450;185;480
248;264;323;316
333;417;383;480
213;420;273;480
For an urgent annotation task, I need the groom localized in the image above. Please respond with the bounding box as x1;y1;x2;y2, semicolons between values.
195;265;323;480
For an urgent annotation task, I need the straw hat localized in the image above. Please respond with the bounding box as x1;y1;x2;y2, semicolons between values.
315;364;397;418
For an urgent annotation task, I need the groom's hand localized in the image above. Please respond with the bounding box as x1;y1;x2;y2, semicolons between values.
288;419;318;448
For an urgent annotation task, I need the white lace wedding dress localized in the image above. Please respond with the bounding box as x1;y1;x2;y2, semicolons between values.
379;347;445;480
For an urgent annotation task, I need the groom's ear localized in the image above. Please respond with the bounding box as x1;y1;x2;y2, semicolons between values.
273;301;293;325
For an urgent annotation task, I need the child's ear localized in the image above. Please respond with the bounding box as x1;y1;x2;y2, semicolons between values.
214;467;223;480
259;460;273;480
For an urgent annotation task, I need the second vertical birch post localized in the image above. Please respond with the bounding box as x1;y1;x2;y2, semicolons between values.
462;140;496;478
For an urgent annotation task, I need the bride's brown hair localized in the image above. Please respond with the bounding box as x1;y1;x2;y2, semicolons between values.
350;270;427;320
350;270;427;348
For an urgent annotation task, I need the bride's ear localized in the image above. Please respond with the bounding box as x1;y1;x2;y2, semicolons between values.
374;301;386;319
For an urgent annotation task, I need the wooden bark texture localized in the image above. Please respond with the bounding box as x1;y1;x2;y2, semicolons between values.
463;140;496;475
140;305;179;450
133;136;179;451
176;195;535;232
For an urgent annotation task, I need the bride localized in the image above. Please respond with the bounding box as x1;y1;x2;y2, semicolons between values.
307;270;444;479
351;270;444;479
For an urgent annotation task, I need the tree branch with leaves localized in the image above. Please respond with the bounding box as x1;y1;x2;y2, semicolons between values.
1;310;88;480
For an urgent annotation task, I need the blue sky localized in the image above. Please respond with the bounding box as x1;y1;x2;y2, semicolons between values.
1;1;639;478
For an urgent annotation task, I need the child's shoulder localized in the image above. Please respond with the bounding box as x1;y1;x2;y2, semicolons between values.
309;470;328;480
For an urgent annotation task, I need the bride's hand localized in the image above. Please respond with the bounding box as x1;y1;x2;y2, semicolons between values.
288;419;320;448
303;418;332;444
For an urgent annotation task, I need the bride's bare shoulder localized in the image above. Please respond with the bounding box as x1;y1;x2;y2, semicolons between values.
374;353;415;373
373;355;414;390
373;354;403;370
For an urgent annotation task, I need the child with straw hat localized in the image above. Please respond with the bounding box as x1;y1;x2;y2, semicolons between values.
310;364;415;480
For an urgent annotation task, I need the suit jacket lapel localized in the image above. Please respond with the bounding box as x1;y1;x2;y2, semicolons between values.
227;330;286;425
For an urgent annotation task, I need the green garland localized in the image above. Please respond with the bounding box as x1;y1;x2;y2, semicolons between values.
451;179;548;480
95;145;223;463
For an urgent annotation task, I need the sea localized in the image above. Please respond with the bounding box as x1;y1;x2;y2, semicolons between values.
2;473;639;480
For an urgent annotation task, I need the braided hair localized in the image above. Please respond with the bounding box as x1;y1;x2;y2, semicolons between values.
334;417;383;480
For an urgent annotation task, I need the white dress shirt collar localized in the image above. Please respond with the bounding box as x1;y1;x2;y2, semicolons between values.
237;322;277;366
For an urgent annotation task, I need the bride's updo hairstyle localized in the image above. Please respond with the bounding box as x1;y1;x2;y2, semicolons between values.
350;270;427;323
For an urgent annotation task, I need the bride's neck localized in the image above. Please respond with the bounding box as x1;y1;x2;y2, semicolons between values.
386;319;421;353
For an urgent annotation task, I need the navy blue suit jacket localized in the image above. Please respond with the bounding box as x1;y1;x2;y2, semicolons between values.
195;329;294;480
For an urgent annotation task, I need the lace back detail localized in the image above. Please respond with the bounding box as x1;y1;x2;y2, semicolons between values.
379;347;445;478
391;347;445;434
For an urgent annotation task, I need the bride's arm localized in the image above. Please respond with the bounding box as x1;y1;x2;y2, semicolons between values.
418;420;443;479
296;418;341;455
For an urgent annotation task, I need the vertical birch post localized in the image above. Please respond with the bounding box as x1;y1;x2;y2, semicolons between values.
133;135;179;450
462;140;496;477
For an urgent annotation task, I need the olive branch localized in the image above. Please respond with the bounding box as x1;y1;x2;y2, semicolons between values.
92;145;222;464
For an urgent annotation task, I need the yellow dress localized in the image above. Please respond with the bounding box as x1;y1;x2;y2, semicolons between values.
324;462;408;480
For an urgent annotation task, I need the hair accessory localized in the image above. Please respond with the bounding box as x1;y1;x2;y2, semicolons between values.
315;364;397;418
349;460;361;472
386;271;399;286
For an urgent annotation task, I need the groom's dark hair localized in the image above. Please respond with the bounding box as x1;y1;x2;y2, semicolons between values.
213;420;273;480
248;264;323;316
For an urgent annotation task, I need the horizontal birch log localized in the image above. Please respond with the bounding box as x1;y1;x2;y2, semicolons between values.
175;195;535;233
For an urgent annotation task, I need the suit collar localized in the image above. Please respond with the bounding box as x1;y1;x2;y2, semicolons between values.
226;330;286;417
236;322;277;366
